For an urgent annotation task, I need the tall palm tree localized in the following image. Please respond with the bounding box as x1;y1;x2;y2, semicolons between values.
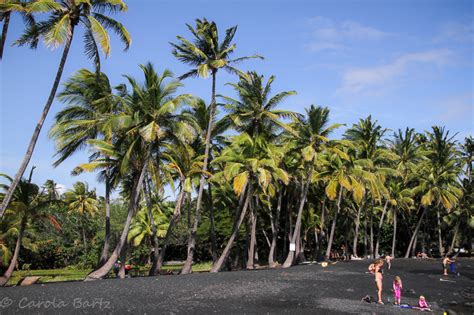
50;68;117;266
282;105;341;267
181;99;229;262
344;116;391;258
171;18;262;274
385;180;414;257
86;63;193;280
319;144;365;259
150;142;206;276
63;181;99;252
406;127;462;257
0;0;131;218
210;133;289;272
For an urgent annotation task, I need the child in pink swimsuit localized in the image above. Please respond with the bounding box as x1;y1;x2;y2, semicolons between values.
393;276;402;305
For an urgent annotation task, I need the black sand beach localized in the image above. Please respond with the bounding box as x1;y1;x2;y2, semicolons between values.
0;258;472;314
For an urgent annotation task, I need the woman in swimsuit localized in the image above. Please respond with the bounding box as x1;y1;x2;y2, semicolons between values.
374;259;384;304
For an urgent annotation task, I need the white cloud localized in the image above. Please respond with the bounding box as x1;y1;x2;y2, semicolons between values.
435;93;474;122
305;16;387;52
339;50;452;94
434;21;474;43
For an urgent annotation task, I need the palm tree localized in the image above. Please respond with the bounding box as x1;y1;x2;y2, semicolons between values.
282;105;341;267
128;204;169;251
150;142;206;276
181;99;229;262
42;179;60;200
210;133;289;272
0;0;36;60
50;68;117;266
405;127;462;257
0;0;131;218
86;63;193;280
171;18;262;274
344;116;390;258
63;181;99;252
221;71;297;137
385;180;414;257
320;144;365;259
0;173;60;286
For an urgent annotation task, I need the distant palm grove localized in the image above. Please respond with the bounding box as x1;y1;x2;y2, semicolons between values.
0;1;472;285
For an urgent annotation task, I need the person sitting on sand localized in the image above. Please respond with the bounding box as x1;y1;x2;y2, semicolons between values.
418;296;431;311
392;276;402;305
442;256;455;275
374;259;384;304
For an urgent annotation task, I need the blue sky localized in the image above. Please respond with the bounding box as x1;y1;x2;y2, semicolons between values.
1;0;473;196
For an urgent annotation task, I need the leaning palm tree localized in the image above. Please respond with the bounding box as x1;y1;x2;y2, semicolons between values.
0;173;60;286
85;63;193;280
0;0;131;218
282;105;341;267
50;68;117;266
210;133;289;272
171;18;262;274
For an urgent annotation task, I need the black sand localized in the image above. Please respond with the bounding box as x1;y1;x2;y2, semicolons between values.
0;258;472;314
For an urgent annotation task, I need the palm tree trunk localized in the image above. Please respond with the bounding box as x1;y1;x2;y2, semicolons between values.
283;170;312;268
86;159;148;280
211;186;251;273
0;215;27;286
369;210;374;258
181;71;217;275
374;200;389;258
82;225;87;252
151;185;185;276
447;219;461;255
208;183;217;263
187;192;192;229
316;198;326;261
268;192;282;267
98;176;111;267
326;188;343;259
352;203;363;257
437;208;444;256
143;179;160;276
246;197;257;269
391;208;397;257
0;25;76;218
118;241;128;279
404;206;427;258
0;11;11;60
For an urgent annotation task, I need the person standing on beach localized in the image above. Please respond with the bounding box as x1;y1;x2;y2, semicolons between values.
442;256;455;275
374;259;384;304
385;255;393;270
393;276;402;305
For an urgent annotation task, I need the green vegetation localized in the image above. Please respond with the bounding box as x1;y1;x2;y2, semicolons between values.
0;3;472;286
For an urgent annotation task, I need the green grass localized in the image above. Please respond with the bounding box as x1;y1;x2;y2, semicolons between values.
8;262;213;286
8;268;91;286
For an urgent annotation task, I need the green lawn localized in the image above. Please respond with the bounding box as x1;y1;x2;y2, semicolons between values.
8;262;213;286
